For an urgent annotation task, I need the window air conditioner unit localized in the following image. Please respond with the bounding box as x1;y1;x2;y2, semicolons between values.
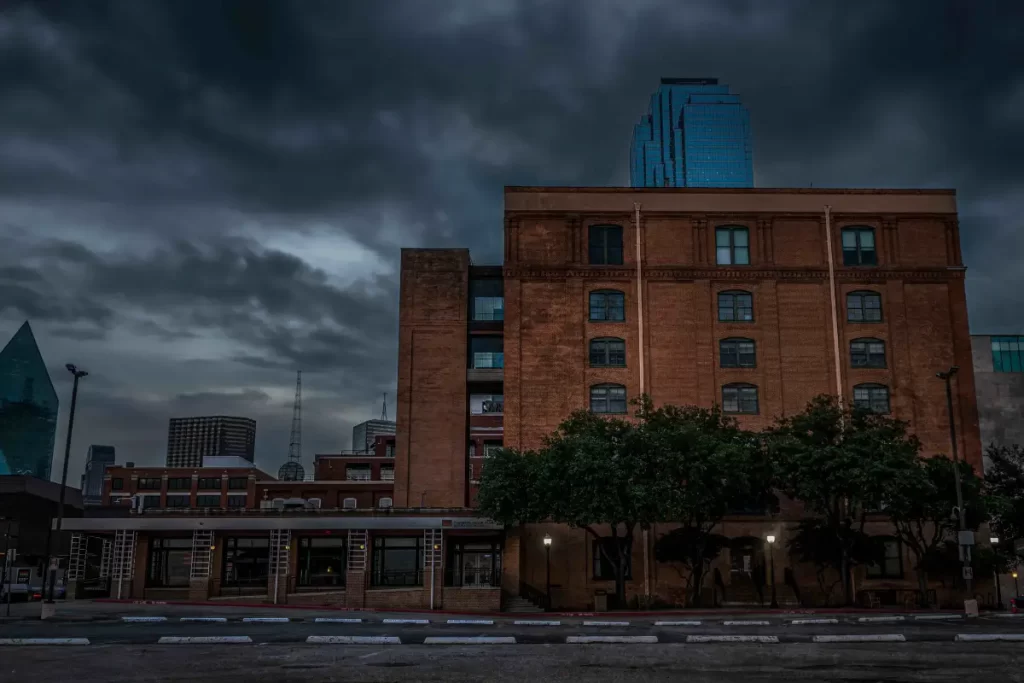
306;498;322;509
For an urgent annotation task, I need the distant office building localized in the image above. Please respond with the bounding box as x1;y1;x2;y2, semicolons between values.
0;322;59;479
166;416;256;467
972;335;1024;452
630;78;753;188
80;444;115;505
351;419;396;453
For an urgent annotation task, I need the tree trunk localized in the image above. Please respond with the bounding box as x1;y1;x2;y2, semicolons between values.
690;564;705;607
841;548;853;606
917;566;930;608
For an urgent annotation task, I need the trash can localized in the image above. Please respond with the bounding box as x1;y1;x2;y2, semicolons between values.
593;590;608;612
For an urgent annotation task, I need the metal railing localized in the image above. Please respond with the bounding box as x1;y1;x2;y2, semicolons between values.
519;580;550;610
444;568;498;588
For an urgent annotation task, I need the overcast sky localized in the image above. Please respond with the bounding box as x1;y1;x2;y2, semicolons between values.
1;0;1021;483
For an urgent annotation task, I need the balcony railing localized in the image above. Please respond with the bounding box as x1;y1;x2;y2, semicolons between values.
346;472;372;481
471;352;504;369
380;470;395;482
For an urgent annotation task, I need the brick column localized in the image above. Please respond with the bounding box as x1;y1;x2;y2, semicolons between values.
345;530;369;609
502;527;521;595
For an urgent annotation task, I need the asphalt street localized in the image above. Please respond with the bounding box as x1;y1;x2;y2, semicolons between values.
4;642;1024;682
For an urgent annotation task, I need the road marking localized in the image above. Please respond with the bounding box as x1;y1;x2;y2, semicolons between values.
307;635;402;644
424;637;516;644
568;636;658;644
687;635;780;643
157;636;253;644
723;620;770;626
789;618;839;625
514;620;561;626
956;633;1024;641
655;621;702;626
990;612;1024;618
857;616;905;623
0;638;91;646
122;616;168;622
383;618;430;625
314;617;364;623
242;617;291;623
914;614;962;621
180;617;228;623
446;619;495;625
582;620;630;626
813;634;906;643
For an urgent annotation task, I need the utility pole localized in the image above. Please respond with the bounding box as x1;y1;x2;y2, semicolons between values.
937;366;973;597
42;364;88;617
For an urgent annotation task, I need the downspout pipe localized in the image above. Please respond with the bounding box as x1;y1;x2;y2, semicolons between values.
635;201;651;604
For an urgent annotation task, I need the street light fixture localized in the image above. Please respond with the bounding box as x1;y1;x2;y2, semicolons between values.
1013;570;1020;597
766;535;778;609
42;364;88;615
991;537;1003;609
936;366;972;597
543;534;552;609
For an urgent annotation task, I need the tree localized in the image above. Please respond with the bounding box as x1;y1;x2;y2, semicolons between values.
644;403;772;606
788;518;885;605
887;456;986;606
478;404;676;607
985;444;1024;547
766;396;921;605
654;528;729;606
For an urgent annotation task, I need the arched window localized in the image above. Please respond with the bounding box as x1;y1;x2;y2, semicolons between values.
590;383;627;414
722;383;758;414
589;337;626;367
841;226;877;266
847;290;882;322
589;224;624;265
853;383;890;414
718;290;754;322
719;338;756;368
850;338;886;368
589;289;625;322
715;225;750;265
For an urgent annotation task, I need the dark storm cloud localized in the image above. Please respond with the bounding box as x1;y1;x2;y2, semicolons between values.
0;0;1021;476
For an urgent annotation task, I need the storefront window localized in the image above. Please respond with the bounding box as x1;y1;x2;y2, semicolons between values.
147;538;192;588
221;536;270;589
371;536;423;587
298;537;346;588
446;538;501;587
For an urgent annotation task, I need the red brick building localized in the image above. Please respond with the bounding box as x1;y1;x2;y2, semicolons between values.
62;187;982;611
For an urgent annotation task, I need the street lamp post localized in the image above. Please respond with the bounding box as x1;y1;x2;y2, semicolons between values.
42;364;88;614
1013;570;1020;598
543;534;552;610
766;535;778;609
936;366;972;597
991;536;1003;609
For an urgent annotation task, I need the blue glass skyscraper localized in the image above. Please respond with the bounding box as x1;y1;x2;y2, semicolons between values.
630;78;754;188
0;321;58;479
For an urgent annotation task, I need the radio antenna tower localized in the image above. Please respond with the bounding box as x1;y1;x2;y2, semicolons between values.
380;392;388;421
277;370;305;481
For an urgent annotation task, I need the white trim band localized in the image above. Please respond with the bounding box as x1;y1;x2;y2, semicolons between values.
180;617;228;623
813;634;906;643
446;619;494;625
789;619;839;625
655;621;702;626
122;616;168;622
568;636;658;644
955;634;1024;641
582;620;630;626
723;620;770;626
242;617;290;623
157;636;253;644
687;635;780;643
307;635;401;644
424;637;516;644
0;638;91;646
514;620;561;626
314;618;364;623
383;619;430;625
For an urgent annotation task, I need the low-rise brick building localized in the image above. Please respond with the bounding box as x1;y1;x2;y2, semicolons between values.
62;187;983;611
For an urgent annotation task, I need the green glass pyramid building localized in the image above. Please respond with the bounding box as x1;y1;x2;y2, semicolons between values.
0;321;58;479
